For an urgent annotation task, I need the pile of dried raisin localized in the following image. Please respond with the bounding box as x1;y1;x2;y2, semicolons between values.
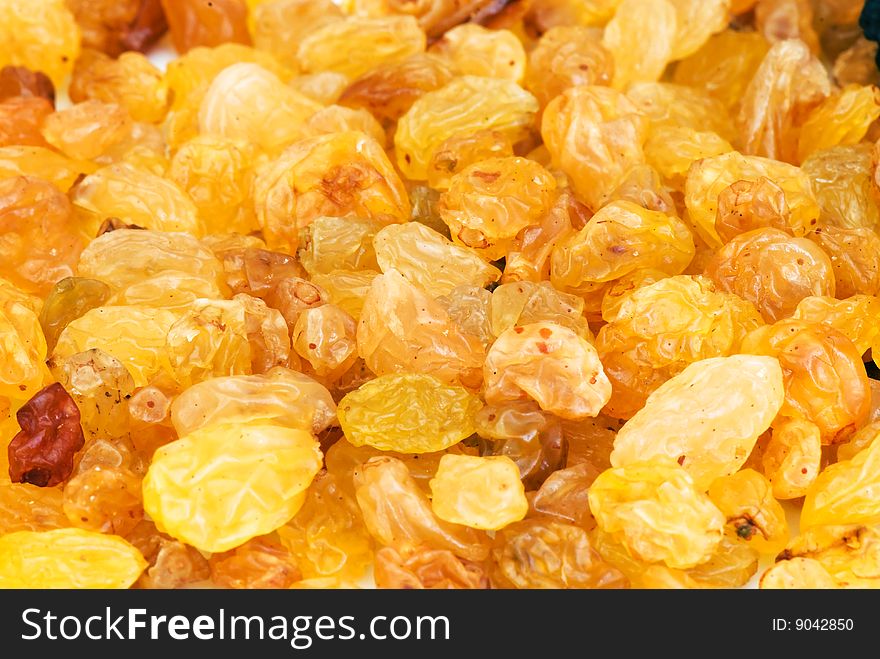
0;0;879;590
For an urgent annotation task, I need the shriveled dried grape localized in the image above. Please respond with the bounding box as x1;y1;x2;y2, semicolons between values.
808;224;880;297
0;175;84;297
339;53;455;126
357;269;485;387
353;456;490;561
69;50;168;124
490;281;591;341
612;355;784;489
199;63;320;156
395;76;538;181
596;276;764;419
760;556;838;588
550;200;694;293
602;0;676;90
430;24;525;82
685;151;819;247
374;222;500;297
161;0;250;53
8;382;85;487
254;131;409;252
492;518;628;589
792;295;880;354
797;84;880;163
338;373;480;453
0;0;81;88
426;130;514;192
525;26;613;110
39;278;111;354
66;0;168;57
589;460;725;569
50;348;135;440
298;16;425;81
52;306;179;388
741;320;870;443
762;416;822;499
0;97;52;148
252;0;342;71
63;465;143;535
475;401;568;490
277;470;372;582
484;322;611;419
73;163;205;236
143;422;322;552
0;528;146;588
737;39;830;162
209;534;301;589
375;545;488;589
541;85;647;211
707;469;789;554
438;156;557;261
292;304;358;383
705;228;835;322
429;454;527;530
0;65;55;103
801;435;880;529
803;144;878;231
0;481;67;533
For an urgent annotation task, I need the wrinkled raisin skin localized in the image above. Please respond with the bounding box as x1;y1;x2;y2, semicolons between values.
8;382;85;487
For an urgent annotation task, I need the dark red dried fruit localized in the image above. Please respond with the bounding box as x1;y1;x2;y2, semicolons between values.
120;0;169;53
0;66;55;105
8;382;85;487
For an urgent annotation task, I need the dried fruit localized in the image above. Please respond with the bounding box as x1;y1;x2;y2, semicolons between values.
353;456;490;561
492;518;628;589
338;373;480;453
550;200;694;291
707;469;789;554
298;16;425;81
438;156;558;261
685;151;819;247
588;460;725;569
161;0;250;53
0;175;84;297
395;76;538;181
210;534;301;589
541;85;648;211
0;0;81;88
63;465;143;535
0;528;146;588
596;276;764;418
429;455;527;530
704;228;835;322
801;436;880;528
254;131;409;252
602;0;677;90
374;545;488;589
525;26;613;109
278;470;373;582
357;269;485;387
143;422;322;552
374;222;500;297
66;0;168;56
611;355;784;489
52;306;179;388
8;383;85;487
50;348;135;440
762;416;821;499
430;24;525;82
484;322;611;420
741;320;870;443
